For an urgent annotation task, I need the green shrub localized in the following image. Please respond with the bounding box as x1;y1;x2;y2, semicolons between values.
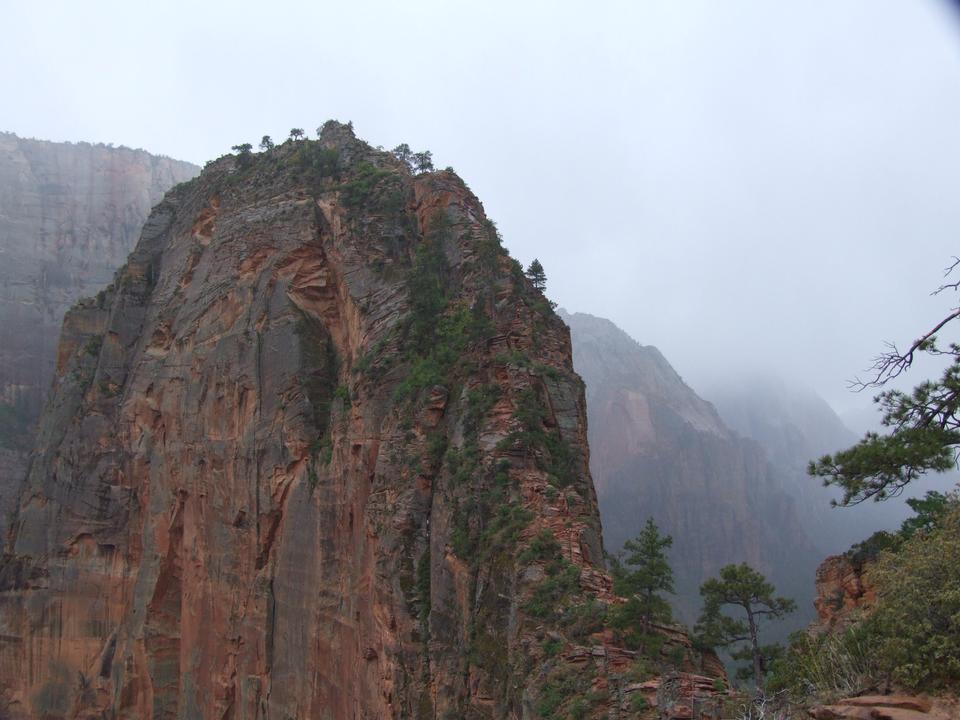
869;503;960;690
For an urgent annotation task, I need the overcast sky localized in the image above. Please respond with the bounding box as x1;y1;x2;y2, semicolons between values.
4;0;960;421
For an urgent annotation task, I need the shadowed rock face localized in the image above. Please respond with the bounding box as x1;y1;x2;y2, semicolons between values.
563;311;820;625
0;132;198;538
0;125;720;719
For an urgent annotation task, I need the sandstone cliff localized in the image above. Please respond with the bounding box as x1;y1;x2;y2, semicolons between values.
0;132;198;537
0;124;718;719
810;553;877;635
563;311;819;628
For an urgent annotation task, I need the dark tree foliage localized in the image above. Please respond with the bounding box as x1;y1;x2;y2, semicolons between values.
695;563;795;694
525;259;546;292
259;135;274;151
845;489;954;567
289;127;305;141
231;143;253;168
392;143;412;168
809;259;960;505
608;518;675;651
412;150;434;174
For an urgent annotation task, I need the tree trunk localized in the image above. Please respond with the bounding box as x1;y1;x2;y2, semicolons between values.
746;605;764;696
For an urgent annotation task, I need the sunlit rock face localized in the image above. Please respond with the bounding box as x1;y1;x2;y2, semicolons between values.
564;311;820;625
0;124;722;719
0;132;198;537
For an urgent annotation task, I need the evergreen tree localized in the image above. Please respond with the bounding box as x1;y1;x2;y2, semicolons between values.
231;143;253;168
259;135;274;151
289;128;305;141
809;259;960;506
412;150;434;174
525;259;547;292
695;563;795;694
615;518;674;632
392;143;413;170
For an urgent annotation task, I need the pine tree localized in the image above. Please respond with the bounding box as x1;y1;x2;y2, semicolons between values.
695;563;795;694
231;143;253;168
289;128;305;141
525;259;547;292
809;259;960;506
620;518;674;629
412;150;434;174
392;143;413;170
259;135;274;151
608;518;674;653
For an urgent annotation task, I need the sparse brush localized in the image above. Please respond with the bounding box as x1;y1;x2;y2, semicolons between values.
768;624;882;705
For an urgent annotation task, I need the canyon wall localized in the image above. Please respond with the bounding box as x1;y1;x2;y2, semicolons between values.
0;132;198;537
564;311;820;626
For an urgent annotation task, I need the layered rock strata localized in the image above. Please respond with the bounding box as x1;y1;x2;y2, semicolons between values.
0;125;718;719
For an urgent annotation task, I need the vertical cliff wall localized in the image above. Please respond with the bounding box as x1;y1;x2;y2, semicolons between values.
0;132;198;537
0;124;718;719
564;311;820;627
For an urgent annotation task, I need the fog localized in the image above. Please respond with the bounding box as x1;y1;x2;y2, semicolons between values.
4;0;960;420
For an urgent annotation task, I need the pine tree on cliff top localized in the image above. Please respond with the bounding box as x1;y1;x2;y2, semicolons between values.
525;258;547;292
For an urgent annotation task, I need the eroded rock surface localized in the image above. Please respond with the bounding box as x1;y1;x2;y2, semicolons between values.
811;554;877;634
0;125;720;719
809;694;957;720
0;132;198;537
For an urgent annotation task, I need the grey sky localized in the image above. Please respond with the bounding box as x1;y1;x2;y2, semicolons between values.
4;0;960;418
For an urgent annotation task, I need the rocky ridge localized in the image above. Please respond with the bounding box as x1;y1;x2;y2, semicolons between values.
0;124;720;719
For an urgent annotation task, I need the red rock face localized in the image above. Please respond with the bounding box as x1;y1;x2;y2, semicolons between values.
811;554;877;634
0;125;719;719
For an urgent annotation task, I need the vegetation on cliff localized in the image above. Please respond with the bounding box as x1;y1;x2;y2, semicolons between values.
770;492;960;709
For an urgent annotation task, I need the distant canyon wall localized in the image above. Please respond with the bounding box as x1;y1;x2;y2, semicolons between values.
564;311;825;628
0;132;198;535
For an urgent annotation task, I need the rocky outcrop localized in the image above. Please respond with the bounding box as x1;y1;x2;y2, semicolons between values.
809;694;958;720
563;311;819;626
0;132;198;537
0;125;720;719
811;554;877;634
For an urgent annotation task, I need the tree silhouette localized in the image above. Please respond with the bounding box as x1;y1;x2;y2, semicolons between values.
412;150;434;174
810;259;960;505
696;563;795;694
525;259;547;292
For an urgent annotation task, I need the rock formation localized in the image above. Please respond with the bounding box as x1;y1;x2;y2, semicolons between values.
563;311;820;627
0;124;720;719
0;132;198;538
808;694;958;720
810;553;877;635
